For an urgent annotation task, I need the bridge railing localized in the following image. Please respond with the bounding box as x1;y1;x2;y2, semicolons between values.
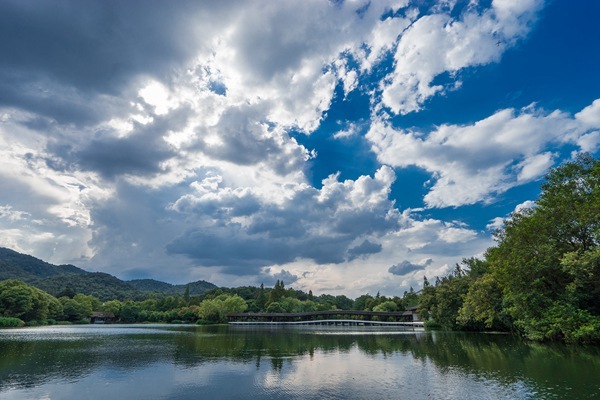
227;310;417;324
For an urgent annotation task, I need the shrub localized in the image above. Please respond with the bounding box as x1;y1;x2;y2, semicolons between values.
0;317;25;328
424;320;442;330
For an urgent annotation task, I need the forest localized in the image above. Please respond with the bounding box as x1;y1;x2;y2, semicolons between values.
419;154;600;344
1;155;599;344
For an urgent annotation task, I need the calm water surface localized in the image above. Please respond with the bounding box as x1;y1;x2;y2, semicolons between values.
0;324;599;399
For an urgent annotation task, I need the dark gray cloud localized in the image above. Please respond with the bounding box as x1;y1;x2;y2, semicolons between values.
47;106;192;178
74;136;174;178
166;227;295;275
0;1;225;93
347;240;382;260
388;259;433;276
166;226;353;274
0;77;115;126
0;1;237;126
195;104;309;175
167;168;400;273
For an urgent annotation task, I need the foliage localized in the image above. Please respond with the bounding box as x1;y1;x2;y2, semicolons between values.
198;294;248;323
269;280;286;304
514;302;600;344
265;301;285;313
457;274;508;330
419;269;471;330
372;301;399;312
0;280;63;322
59;297;91;322
418;155;600;343
0;317;24;327
561;247;600;314
101;299;123;317
34;273;145;301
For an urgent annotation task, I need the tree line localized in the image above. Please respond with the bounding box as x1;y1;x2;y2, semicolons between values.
0;277;418;327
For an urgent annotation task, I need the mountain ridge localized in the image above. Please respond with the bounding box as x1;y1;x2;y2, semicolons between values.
0;247;216;301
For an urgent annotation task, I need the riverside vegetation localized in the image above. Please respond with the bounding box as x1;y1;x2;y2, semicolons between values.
1;155;599;344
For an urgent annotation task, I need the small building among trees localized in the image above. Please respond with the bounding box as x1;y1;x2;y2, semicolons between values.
90;311;116;324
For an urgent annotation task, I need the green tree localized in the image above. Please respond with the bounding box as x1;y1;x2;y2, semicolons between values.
183;285;190;306
489;156;599;334
561;246;600;314
372;300;398;312
198;294;247;323
0;280;62;322
119;301;142;323
255;283;267;311
265;301;285;313
334;295;354;310
401;287;419;308
462;155;600;342
60;297;91;322
223;294;248;315
269;280;286;304
457;274;507;330
280;297;303;313
101;299;123;317
353;294;372;310
73;293;101;312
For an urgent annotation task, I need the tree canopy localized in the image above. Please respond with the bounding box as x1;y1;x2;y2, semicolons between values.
420;154;600;343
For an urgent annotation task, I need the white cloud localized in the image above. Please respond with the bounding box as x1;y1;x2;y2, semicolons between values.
576;99;600;127
515;200;536;213
517;152;554;182
486;199;536;233
380;0;543;114
367;100;599;208
486;217;505;232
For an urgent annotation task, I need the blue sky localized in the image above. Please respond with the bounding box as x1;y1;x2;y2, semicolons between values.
0;0;598;298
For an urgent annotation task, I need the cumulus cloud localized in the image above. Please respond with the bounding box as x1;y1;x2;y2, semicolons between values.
380;0;543;114
167;167;401;273
367;100;600;208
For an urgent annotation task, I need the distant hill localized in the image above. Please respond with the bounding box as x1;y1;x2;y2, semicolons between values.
183;280;217;295
0;247;216;301
0;247;87;281
128;278;176;293
33;272;145;301
128;279;217;296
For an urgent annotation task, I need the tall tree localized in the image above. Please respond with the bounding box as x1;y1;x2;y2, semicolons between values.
478;154;600;341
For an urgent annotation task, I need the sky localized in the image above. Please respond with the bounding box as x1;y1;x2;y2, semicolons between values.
0;0;599;298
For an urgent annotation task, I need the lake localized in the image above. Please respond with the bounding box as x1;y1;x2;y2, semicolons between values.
0;324;599;399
